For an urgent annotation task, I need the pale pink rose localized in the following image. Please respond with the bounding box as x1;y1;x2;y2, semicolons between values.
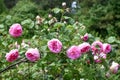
47;39;62;53
5;49;19;62
110;61;119;74
99;52;107;59
9;23;23;37
67;46;81;60
94;55;102;63
103;43;111;54
78;42;91;54
81;33;88;41
91;41;103;53
25;48;40;62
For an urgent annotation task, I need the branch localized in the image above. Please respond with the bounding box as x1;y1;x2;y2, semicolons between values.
0;58;28;74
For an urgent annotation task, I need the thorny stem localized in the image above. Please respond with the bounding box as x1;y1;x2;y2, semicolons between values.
0;58;28;74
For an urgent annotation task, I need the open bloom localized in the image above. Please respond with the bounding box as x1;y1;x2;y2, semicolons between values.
103;43;111;54
81;33;89;41
78;42;91;54
9;23;23;37
47;39;62;53
5;49;19;62
110;61;119;74
25;48;40;62
67;46;81;60
91;41;103;54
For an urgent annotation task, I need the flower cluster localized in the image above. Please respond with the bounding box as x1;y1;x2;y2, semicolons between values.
91;41;111;63
5;48;40;62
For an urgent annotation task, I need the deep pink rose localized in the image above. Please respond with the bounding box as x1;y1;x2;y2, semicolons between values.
47;39;62;53
91;41;103;53
67;46;81;60
78;42;91;54
9;23;23;37
110;61;119;74
81;33;89;41
25;48;40;62
5;49;19;62
103;43;111;54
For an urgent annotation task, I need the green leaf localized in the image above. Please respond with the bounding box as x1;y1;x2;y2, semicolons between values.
107;36;116;43
0;24;4;28
52;8;61;14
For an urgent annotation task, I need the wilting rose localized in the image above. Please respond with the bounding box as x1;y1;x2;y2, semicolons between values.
5;49;19;62
110;61;119;74
67;46;81;60
91;41;103;53
94;55;102;63
103;43;111;54
9;23;23;37
25;48;40;62
78;42;91;54
47;39;62;53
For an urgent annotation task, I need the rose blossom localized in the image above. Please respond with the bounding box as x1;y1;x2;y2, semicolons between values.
103;43;111;54
9;23;23;37
47;39;62;53
25;48;40;62
78;42;91;54
67;46;81;60
110;61;119;74
81;33;89;41
91;41;103;53
5;49;19;62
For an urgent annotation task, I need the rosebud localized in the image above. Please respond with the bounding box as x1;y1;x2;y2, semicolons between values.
110;61;119;74
62;2;66;7
36;15;40;20
81;33;89;41
48;14;52;18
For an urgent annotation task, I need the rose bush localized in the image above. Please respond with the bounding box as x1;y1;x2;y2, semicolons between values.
0;4;120;80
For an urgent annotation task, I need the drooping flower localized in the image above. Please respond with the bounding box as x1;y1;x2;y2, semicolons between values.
110;61;119;74
81;33;89;41
94;55;102;63
91;41;103;53
47;39;62;53
9;23;23;37
67;46;81;60
5;49;19;62
103;43;111;54
25;48;40;62
78;42;91;54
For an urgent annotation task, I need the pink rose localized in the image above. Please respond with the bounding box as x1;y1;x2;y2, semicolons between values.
67;46;81;60
103;43;111;54
9;23;23;37
5;49;19;62
94;55;102;63
99;52;107;59
81;33;89;41
91;41;103;53
47;39;62;53
78;42;91;54
110;61;119;74
25;48;40;62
